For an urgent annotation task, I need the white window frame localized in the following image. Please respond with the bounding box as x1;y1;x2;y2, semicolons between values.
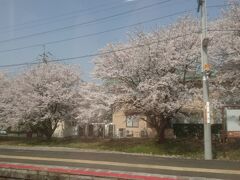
126;115;139;128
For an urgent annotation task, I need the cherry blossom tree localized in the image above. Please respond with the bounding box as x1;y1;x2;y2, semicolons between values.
0;1;238;142
77;82;115;124
94;16;201;142
3;63;82;139
0;72;12;129
210;1;240;105
0;72;8;102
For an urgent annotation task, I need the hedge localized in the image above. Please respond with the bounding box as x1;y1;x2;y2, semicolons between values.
173;124;222;139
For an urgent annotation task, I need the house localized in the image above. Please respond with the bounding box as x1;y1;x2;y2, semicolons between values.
112;110;157;138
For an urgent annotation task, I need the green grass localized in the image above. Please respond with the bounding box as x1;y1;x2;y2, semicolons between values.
0;136;239;160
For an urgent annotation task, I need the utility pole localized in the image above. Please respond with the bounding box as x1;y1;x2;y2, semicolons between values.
42;45;48;64
38;45;52;64
197;0;212;160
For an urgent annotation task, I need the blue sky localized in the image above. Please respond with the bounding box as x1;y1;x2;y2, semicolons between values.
0;0;228;81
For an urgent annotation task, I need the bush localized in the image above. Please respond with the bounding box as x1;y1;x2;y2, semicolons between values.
173;124;222;139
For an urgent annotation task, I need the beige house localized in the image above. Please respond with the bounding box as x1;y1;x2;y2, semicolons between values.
112;110;157;138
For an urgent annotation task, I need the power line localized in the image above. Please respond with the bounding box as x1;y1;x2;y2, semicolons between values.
0;2;231;36
0;0;140;34
0;0;172;44
0;28;236;69
207;4;233;8
1;32;235;70
0;3;234;68
0;31;200;68
0;1;123;32
0;9;193;54
0;0;231;46
0;4;234;54
0;27;237;54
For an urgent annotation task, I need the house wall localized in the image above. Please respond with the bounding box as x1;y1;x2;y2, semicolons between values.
53;121;78;138
112;110;156;138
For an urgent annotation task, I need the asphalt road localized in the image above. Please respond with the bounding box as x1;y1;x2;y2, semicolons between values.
0;146;239;180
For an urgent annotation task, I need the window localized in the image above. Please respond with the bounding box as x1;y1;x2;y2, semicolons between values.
126;115;139;128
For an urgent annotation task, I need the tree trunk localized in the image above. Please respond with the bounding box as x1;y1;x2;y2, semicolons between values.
157;128;165;143
38;126;53;140
156;119;168;143
146;114;170;144
45;132;53;140
37;119;58;140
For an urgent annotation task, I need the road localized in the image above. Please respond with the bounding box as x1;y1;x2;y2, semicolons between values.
0;146;239;179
